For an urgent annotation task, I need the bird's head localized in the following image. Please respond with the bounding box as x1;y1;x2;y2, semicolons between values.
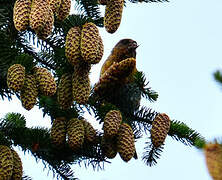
113;39;139;60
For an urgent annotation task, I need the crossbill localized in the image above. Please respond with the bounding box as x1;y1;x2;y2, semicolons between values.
100;38;139;83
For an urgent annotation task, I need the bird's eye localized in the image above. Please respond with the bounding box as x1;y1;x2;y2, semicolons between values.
132;41;137;47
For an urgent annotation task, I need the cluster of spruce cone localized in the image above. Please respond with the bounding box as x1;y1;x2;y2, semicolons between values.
50;117;97;151
13;0;124;40
58;22;104;108
7;64;56;110
50;110;137;162
0;145;23;179
13;0;71;39
50;110;173;163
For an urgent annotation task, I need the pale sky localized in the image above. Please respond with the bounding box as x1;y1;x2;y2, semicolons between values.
1;0;222;179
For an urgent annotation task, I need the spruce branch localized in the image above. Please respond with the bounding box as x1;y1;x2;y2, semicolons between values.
134;71;158;102
37;95;80;122
22;175;33;180
142;140;164;166
0;113;78;179
126;106;158;134
51;164;78;180
17;39;56;70
168;120;206;148
76;0;103;27
214;70;222;85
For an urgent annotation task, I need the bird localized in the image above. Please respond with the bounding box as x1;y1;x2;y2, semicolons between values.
98;39;140;161
99;38;139;79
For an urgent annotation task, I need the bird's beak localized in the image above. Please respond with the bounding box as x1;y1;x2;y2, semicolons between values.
135;44;140;49
129;41;139;50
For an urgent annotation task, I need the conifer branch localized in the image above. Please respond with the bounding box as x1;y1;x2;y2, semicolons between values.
126;106;158;134
76;0;103;27
168;120;206;148
22;175;33;180
17;40;56;70
214;70;222;85
142;141;164;166
134;71;158;102
0;113;78;179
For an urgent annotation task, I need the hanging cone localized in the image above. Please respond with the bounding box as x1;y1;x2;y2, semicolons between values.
101;136;118;159
0;145;13;179
117;123;135;162
56;0;71;21
36;7;54;40
34;67;57;96
20;75;38;110
11;149;23;180
72;62;91;104
94;57;136;95
7;64;25;92
82;119;97;143
104;0;124;33
57;73;73;109
29;0;50;32
13;0;32;31
81;22;100;63
65;26;81;66
103;110;122;138
151;113;171;148
67;118;85;151
89;34;104;64
50;117;67;148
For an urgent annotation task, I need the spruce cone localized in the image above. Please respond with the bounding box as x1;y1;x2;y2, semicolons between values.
34;67;57;96
204;143;222;180
104;0;124;33
29;0;50;32
151;113;171;148
56;0;71;21
7;64;25;92
50;117;66;148
57;73;73;109
90;34;104;64
65;26;81;66
48;0;61;13
11;149;23;180
20;75;38;110
117;123;135;162
101;136;117;159
94;57;136;95
72;63;91;104
103;110;122;138
0;145;13;179
36;7;54;40
13;0;32;31
81;22;100;63
82;120;97;143
67;118;85;151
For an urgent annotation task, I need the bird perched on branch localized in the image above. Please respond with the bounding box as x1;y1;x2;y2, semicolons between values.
100;38;139;81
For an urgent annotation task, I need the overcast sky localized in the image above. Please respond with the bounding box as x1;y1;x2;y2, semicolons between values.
1;0;222;179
